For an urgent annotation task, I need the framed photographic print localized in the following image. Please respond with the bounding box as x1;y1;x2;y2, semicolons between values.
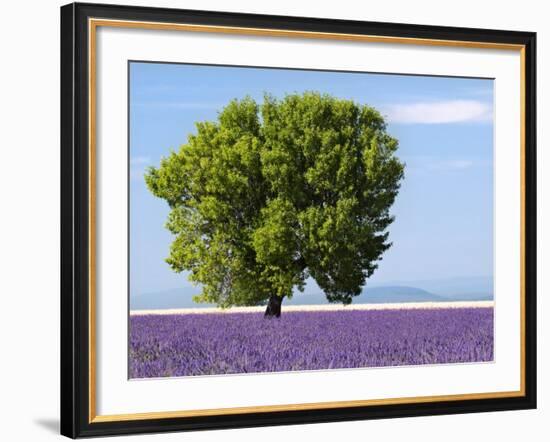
60;2;536;438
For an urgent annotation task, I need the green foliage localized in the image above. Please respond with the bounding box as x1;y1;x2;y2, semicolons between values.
145;92;405;307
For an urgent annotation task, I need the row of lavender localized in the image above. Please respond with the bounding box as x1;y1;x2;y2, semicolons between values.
129;308;494;379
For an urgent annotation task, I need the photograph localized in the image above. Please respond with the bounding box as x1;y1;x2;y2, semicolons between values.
57;2;537;437
128;62;495;379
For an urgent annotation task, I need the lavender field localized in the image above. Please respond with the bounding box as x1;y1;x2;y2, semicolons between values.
129;307;493;379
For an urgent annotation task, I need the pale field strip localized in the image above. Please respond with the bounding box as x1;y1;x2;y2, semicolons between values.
130;300;494;316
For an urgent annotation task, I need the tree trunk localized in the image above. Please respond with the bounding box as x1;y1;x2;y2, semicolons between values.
264;295;283;318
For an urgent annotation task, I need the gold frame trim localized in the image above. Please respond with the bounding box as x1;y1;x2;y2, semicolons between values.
88;18;527;424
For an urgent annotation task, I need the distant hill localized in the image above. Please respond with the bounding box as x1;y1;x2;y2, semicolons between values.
403;276;494;301
361;286;446;302
379;276;493;301
130;284;479;310
130;288;211;310
284;286;445;305
131;276;493;310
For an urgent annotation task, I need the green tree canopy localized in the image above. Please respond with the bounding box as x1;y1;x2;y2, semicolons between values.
145;92;404;309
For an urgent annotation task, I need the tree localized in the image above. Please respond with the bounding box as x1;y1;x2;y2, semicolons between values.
145;92;405;317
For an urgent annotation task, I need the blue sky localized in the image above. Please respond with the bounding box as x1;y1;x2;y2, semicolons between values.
129;62;494;297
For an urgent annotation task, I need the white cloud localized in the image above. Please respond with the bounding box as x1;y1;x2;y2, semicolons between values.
130;156;153;181
132;101;223;110
130;168;146;181
384;100;493;124
401;155;491;174
426;159;475;170
130;156;151;165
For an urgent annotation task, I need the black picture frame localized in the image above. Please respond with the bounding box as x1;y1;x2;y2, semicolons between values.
61;2;537;438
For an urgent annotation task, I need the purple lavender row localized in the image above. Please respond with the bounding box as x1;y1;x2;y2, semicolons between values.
129;308;494;378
